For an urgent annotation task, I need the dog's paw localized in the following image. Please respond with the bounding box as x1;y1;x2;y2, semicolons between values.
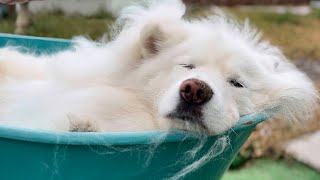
68;114;98;132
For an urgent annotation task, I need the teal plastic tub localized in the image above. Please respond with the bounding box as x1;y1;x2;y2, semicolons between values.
0;33;270;180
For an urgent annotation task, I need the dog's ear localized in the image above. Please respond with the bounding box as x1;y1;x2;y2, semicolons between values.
140;21;186;58
140;23;165;57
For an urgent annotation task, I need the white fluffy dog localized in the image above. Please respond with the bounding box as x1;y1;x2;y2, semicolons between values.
0;1;318;134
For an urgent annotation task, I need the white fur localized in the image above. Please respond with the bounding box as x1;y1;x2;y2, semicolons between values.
0;0;318;134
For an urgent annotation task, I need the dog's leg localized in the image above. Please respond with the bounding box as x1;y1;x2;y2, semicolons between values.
68;114;99;132
15;2;32;35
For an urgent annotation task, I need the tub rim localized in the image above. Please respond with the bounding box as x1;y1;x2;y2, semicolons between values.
0;113;269;145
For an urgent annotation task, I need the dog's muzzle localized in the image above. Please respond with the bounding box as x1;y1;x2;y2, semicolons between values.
167;78;213;123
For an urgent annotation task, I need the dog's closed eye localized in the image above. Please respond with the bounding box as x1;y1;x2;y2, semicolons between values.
228;79;245;88
179;64;196;70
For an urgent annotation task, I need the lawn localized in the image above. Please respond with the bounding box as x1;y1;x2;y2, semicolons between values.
0;9;113;40
223;158;320;180
226;8;320;60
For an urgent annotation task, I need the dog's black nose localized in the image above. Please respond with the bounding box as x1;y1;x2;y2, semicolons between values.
179;79;213;105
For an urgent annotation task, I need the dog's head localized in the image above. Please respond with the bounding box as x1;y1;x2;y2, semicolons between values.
114;1;318;134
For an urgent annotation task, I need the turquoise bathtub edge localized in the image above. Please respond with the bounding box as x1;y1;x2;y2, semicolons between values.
0;113;269;145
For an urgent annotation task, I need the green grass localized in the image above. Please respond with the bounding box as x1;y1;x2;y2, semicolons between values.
313;8;320;19
0;10;114;40
223;159;320;180
224;8;320;60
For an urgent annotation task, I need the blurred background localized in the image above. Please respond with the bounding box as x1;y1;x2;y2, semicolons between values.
0;0;319;179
